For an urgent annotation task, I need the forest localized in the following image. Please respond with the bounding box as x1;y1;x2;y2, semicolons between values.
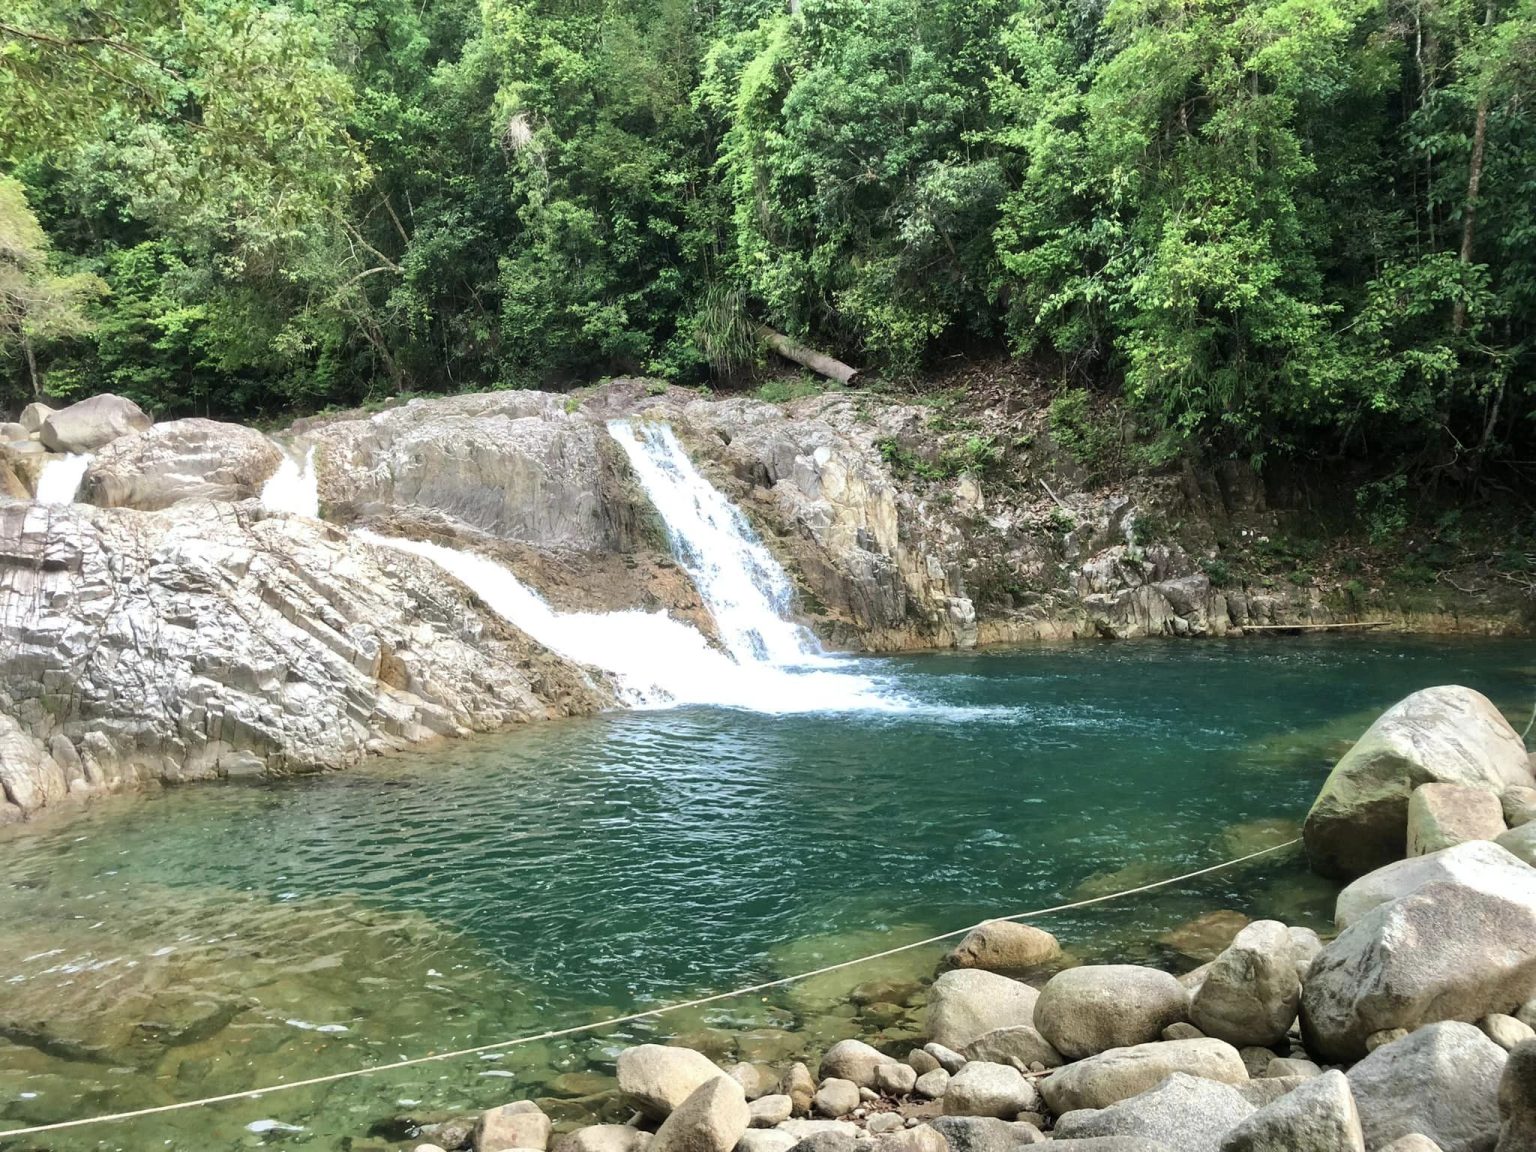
1;0;1533;472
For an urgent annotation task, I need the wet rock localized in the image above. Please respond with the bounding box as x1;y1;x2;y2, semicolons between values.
1333;840;1535;929
652;1076;750;1152
1407;784;1506;857
1216;1069;1363;1152
944;922;1060;973
1303;686;1533;879
1039;1038;1248;1113
1479;1015;1535;1052
941;1062;1038;1119
1496;1038;1536;1152
914;1070;949;1100
555;1126;654;1152
1034;966;1189;1059
1495;823;1536;867
923;1044;967;1074
962;1026;1062;1072
82;418;281;511
750;1097;794;1128
477;1101;552;1152
873;1064;917;1096
618;1045;725;1119
1190;921;1301;1047
927;971;1038;1052
1301;878;1536;1061
820;1040;899;1090
729;1063;778;1101
927;1116;1044;1152
738;1029;805;1065
1346;1022;1506;1152
1050;1073;1254;1152
40;393;152;453
814;1079;860;1119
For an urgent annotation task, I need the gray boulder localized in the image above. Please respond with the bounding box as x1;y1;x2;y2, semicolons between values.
873;1063;918;1096
618;1045;724;1118
781;1064;816;1117
914;1069;949;1099
945;921;1060;973
1496;1039;1536;1152
749;1096;793;1128
1216;1069;1363;1152
927;971;1039;1052
1190;921;1302;1047
1301;878;1536;1061
942;1062;1039;1119
1333;840;1535;930
812;1079;859;1119
1289;927;1324;982
923;1043;967;1074
1034;966;1189;1059
738;1133;798;1152
819;1039;899;1089
926;1116;1046;1152
652;1077;750;1152
1495;822;1536;867
19;402;52;433
1303;686;1533;879
1040;1038;1248;1113
555;1126;654;1152
1264;1057;1321;1079
478;1101;553;1152
39;393;152;453
1034;1142;1175;1151
1346;1022;1506;1152
1407;783;1506;857
1381;1139;1446;1152
81;418;281;511
873;1126;949;1152
1050;1074;1254;1152
963;1025;1063;1071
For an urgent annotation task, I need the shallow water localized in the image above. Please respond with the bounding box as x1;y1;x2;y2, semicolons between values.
2;635;1533;1150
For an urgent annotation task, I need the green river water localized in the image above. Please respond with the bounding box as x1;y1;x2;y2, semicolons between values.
2;635;1533;1150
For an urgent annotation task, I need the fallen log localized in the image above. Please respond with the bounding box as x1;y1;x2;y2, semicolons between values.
757;326;860;385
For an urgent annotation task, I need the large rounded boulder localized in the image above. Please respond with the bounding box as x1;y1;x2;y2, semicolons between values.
39;393;152;453
926;969;1039;1051
1303;686;1532;880
1346;1023;1507;1152
617;1045;723;1119
1190;921;1302;1047
82;418;282;511
1034;965;1189;1060
1333;840;1534;930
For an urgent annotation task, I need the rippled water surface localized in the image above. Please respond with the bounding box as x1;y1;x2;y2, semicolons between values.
2;636;1533;1150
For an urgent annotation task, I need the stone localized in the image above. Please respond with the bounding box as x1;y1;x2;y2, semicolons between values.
1381;1139;1445;1152
1479;1015;1535;1052
738;1133;798;1152
1333;840;1535;930
926;1116;1045;1152
1233;1078;1312;1107
1496;1038;1536;1152
927;971;1039;1052
1301;878;1536;1061
81;418;282;511
1039;1038;1249;1113
1034;966;1189;1060
962;1026;1063;1072
1238;1048;1274;1078
477;1101;552;1152
776;1120;861;1143
618;1045;725;1119
1161;1022;1205;1041
1407;783;1507;857
729;1063;778;1101
783;1064;817;1117
821;1040;899;1090
1264;1057;1321;1078
750;1097;794;1128
556;1126;654;1152
1216;1069;1363;1152
39;393;152;453
1502;787;1536;829
906;1050;940;1076
652;1077;751;1152
872;1064;917;1096
1029;1143;1174;1152
1367;1030;1411;1053
19;402;53;433
1159;911;1251;964
814;1080;860;1119
0;421;26;441
914;1070;949;1100
1518;999;1536;1031
866;1114;905;1135
1190;921;1302;1047
1346;1022;1506;1152
944;922;1060;973
1303;686;1534;879
941;1063;1038;1119
1288;927;1324;982
1495;822;1536;867
1050;1074;1255;1152
923;1044;967;1075
871;1127;946;1152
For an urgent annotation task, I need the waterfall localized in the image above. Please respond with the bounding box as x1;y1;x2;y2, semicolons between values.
261;445;319;518
34;453;92;505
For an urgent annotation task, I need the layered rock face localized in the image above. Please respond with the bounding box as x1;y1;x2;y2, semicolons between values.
82;417;282;510
0;499;608;823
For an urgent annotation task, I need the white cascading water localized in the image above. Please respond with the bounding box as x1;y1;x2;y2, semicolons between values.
355;420;904;713
34;453;92;505
260;445;319;517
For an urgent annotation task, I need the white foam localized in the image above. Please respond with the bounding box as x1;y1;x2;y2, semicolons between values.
261;445;318;517
34;453;92;504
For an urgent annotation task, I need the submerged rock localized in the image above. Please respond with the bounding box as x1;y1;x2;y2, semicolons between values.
1302;686;1532;880
945;921;1060;973
477;1101;552;1152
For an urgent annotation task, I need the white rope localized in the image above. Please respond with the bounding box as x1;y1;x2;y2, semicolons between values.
0;837;1301;1139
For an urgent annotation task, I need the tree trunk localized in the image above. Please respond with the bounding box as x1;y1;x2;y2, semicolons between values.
757;326;861;385
21;333;40;400
1453;0;1497;334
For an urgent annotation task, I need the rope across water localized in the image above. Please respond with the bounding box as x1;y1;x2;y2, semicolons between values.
0;836;1302;1140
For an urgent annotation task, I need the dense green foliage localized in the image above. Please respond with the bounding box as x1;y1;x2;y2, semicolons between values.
2;0;1533;467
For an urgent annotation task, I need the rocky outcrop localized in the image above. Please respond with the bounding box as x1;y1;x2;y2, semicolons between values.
81;418;282;511
0;499;606;822
1302;686;1533;879
38;392;152;453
